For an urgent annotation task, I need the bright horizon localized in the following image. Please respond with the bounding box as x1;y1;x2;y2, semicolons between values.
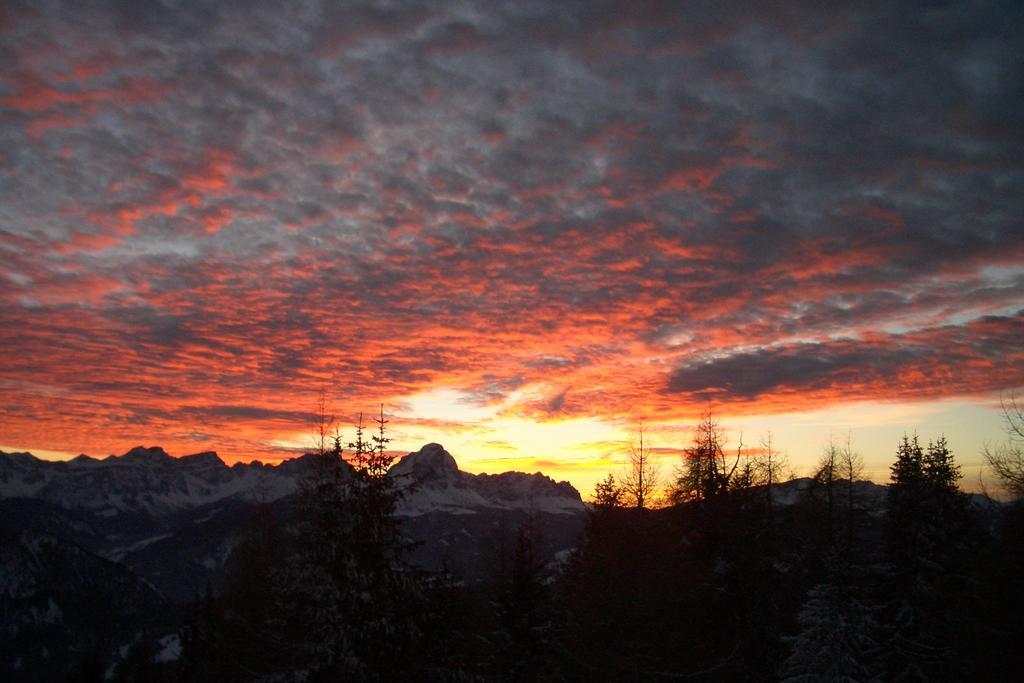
2;393;1014;498
2;2;1022;498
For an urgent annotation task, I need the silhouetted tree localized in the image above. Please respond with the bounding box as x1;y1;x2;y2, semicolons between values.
730;458;757;493
184;405;433;681
809;435;866;551
494;517;558;681
924;436;961;495
839;434;865;548
983;393;1024;498
891;433;924;489
592;473;624;508
622;425;661;509
672;410;741;504
753;431;790;510
814;439;842;532
288;407;425;679
312;388;335;456
884;434;974;681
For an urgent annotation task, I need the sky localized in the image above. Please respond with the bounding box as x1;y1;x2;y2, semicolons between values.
1;0;1022;496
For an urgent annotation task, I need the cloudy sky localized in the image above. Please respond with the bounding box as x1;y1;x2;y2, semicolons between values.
1;0;1022;492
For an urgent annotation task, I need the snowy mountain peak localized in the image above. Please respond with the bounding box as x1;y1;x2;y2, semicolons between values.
389;443;585;517
392;443;459;482
1;443;586;519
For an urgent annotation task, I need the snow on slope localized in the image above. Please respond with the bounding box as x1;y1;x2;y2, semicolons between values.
0;443;585;518
0;446;306;516
392;443;585;516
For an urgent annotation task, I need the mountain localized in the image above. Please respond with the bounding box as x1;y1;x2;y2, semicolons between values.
393;442;585;516
0;443;587;679
0;525;172;681
0;444;586;596
0;443;585;518
765;476;1000;516
0;446;307;517
391;443;586;579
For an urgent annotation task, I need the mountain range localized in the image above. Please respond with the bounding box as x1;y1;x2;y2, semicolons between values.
0;442;587;592
2;444;1003;680
0;443;586;679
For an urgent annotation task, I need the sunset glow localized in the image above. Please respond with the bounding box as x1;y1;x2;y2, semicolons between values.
2;1;1022;495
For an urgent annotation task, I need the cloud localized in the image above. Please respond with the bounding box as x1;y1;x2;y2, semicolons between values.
667;313;1024;403
0;0;1021;461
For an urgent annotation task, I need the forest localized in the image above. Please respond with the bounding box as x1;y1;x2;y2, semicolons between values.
78;407;1024;683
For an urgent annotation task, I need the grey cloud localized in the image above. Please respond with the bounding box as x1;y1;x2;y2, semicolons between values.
667;312;1024;400
1;0;1022;431
668;345;921;399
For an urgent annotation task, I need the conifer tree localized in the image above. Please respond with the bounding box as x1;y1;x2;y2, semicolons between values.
924;436;961;495
593;473;624;508
890;434;924;485
495;517;555;680
883;434;973;681
780;579;881;682
256;405;429;680
888;434;925;524
672;410;740;504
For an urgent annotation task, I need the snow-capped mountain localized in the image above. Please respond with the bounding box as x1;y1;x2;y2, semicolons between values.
0;446;308;517
391;443;586;580
0;443;587;596
393;442;585;516
0;443;584;517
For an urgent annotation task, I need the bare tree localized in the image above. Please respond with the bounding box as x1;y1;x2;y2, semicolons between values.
814;433;865;545
621;425;661;509
838;433;864;505
753;431;790;509
838;433;864;485
838;433;864;544
814;438;840;528
983;393;1024;498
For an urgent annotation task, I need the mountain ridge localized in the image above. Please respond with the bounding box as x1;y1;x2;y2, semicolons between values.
0;443;588;599
0;443;585;517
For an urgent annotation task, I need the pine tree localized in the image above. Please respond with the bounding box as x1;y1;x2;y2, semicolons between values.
890;435;924;495
171;403;461;681
345;407;407;580
495;517;556;680
672;411;740;505
883;434;973;681
272;406;428;680
780;580;881;682
593;473;623;508
923;436;961;495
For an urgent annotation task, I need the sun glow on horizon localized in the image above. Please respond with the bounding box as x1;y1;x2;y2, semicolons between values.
1;0;1022;502
1;390;1017;499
